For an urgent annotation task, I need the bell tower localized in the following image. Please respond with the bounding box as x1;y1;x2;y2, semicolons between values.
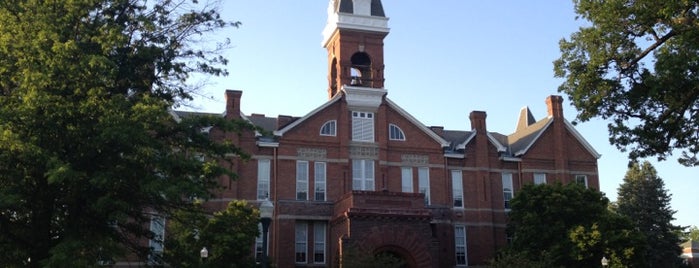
322;0;389;99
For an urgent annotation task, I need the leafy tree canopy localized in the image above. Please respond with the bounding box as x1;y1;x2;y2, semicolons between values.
503;183;645;267
0;0;246;266
616;161;684;267
554;0;699;166
164;200;260;268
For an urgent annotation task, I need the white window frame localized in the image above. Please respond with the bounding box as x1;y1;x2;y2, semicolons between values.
575;175;588;188
296;161;309;200
534;173;546;185
295;222;308;264
452;170;464;208
320;120;336;136
313;222;326;264
314;162;326;201
401;167;413;193
455;225;468;266
388;124;406;141
418;167;430;205
502;173;514;210
352;111;374;142
352;159;375;191
257;159;271;200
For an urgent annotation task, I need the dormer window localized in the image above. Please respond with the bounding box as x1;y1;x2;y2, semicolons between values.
389;124;405;141
320;120;336;136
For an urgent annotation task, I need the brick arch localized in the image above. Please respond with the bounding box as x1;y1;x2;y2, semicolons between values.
354;225;432;268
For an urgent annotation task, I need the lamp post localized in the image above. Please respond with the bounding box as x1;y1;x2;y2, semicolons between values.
200;247;208;267
601;256;609;267
260;198;274;268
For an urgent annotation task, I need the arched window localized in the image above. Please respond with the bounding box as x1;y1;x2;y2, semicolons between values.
389;124;405;141
320;120;336;136
350;52;371;86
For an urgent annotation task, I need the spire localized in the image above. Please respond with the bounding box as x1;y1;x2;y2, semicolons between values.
322;0;390;99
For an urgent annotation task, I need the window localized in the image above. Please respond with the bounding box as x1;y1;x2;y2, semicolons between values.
502;173;514;210
452;170;464;208
314;222;326;264
352;112;374;142
320;120;336;136
418;167;430;205
296;161;309;200
401;167;413;193
295;222;308;263
455;226;468;266
352;159;375;191
389;124;406;141
315;162;326;201
534;173;546;185
257;159;271;200
575;175;588;188
149;215;165;264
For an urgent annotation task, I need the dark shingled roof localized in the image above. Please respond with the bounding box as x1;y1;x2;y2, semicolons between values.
508;117;552;156
247;115;285;132
439;130;473;151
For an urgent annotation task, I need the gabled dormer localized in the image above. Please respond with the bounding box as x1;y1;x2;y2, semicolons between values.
322;0;389;98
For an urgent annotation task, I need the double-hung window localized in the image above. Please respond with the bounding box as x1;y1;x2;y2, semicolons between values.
257;159;271;200
352;159;374;191
455;225;467;266
575;175;588;188
502;173;514;210
314;162;326;201
295;222;308;263
452;170;464;208
401;167;413;193
534;173;546;185
149;215;165;264
314;222;326;264
418;167;430;205
296;161;309;200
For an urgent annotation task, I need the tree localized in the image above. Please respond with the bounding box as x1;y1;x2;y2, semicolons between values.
616;161;684;267
683;226;699;242
164;200;260;267
503;183;645;267
554;0;699;166
0;0;247;266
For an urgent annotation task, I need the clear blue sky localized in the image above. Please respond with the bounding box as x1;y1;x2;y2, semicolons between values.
187;1;697;228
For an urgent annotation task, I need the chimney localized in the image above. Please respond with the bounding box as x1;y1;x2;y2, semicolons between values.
277;115;294;130
225;90;243;119
429;126;444;136
469;111;487;132
546;95;564;118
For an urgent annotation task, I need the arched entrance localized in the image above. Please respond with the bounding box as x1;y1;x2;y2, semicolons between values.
373;245;416;268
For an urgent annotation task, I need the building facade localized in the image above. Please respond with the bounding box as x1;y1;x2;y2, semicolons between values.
198;0;601;267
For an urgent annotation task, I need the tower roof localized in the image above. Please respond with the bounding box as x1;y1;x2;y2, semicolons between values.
322;0;390;47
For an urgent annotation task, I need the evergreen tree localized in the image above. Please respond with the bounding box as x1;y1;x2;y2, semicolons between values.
616;161;684;267
0;0;249;266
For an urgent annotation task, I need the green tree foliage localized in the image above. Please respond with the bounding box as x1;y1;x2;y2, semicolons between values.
164;200;260;268
503;183;645;267
0;0;247;266
616;161;684;267
340;245;407;268
684;226;699;242
554;0;699;166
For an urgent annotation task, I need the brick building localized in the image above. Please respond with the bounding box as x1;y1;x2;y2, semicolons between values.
190;0;601;267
